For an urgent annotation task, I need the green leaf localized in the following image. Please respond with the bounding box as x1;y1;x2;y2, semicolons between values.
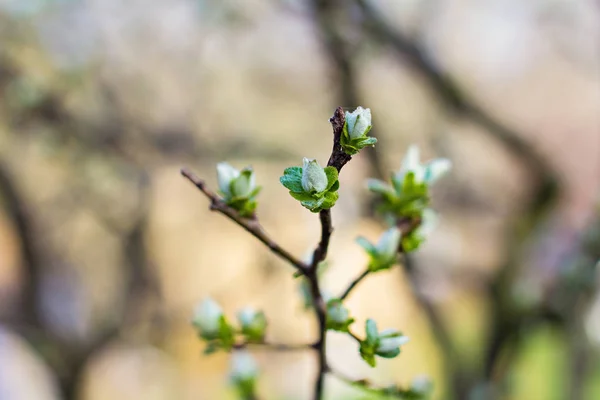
218;316;235;350
238;200;257;217
342;120;350;141
203;341;220;355
324;167;339;192
377;348;401;359
280;167;304;193
330;180;340;192
359;342;377;367
289;191;314;201
401;233;424;252
356;237;377;256
341;142;360;155
247;186;261;199
300;197;327;213
367;179;393;195
356;134;376;146
320;190;339;210
365;319;378;346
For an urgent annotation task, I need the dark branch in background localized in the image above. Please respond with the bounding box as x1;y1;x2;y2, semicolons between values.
310;0;386;180
180;168;308;273
0;160;43;327
0;157;159;400
1;52;169;399
354;0;556;190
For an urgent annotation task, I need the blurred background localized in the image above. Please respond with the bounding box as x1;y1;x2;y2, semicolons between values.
0;0;599;399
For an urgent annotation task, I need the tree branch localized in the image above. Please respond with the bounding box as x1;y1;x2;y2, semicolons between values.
329;368;409;398
339;269;370;301
354;0;556;190
233;341;317;352
305;107;351;400
180;168;308;274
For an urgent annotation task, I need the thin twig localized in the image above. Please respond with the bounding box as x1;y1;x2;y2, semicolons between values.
233;342;318;351
339;269;370;301
347;330;362;344
180;168;308;274
329;369;406;398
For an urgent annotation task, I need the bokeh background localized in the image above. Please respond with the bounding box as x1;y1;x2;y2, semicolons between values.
0;0;599;399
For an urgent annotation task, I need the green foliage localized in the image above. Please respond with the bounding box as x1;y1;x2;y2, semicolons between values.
217;163;261;217
280;161;340;212
202;315;236;354
238;308;268;342
190;108;453;400
341;106;377;155
359;319;409;367
326;299;355;332
356;227;402;272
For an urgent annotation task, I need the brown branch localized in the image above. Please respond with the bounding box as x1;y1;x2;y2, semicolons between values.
310;0;386;181
304;107;352;400
339;269;370;301
180;168;308;274
0;160;43;326
329;369;408;398
354;0;556;190
233;341;318;351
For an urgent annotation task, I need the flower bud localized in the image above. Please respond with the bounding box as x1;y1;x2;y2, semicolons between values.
237;307;267;341
231;168;256;198
424;158;452;184
217;162;240;197
192;298;223;339
395;145;425;183
376;227;401;260
325;299;353;331
345;106;372;140
301;158;328;193
376;328;409;355
410;375;433;395
417;209;438;238
229;351;259;387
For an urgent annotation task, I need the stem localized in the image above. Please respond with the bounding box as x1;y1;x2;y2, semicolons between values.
347;330;362;344
339;269;370;301
306;107;350;400
233;342;317;351
180;168;308;274
307;268;328;400
329;369;406;398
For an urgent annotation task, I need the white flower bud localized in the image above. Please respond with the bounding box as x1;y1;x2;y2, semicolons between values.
411;375;433;394
377;330;409;353
229;351;259;383
192;298;223;337
237;307;266;340
231;169;256;198
237;307;258;327
424;158;452;184
396;145;425;183
217;163;240;197
345;106;372;140
301;158;328;193
417;209;439;238
327;301;349;324
376;227;401;260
